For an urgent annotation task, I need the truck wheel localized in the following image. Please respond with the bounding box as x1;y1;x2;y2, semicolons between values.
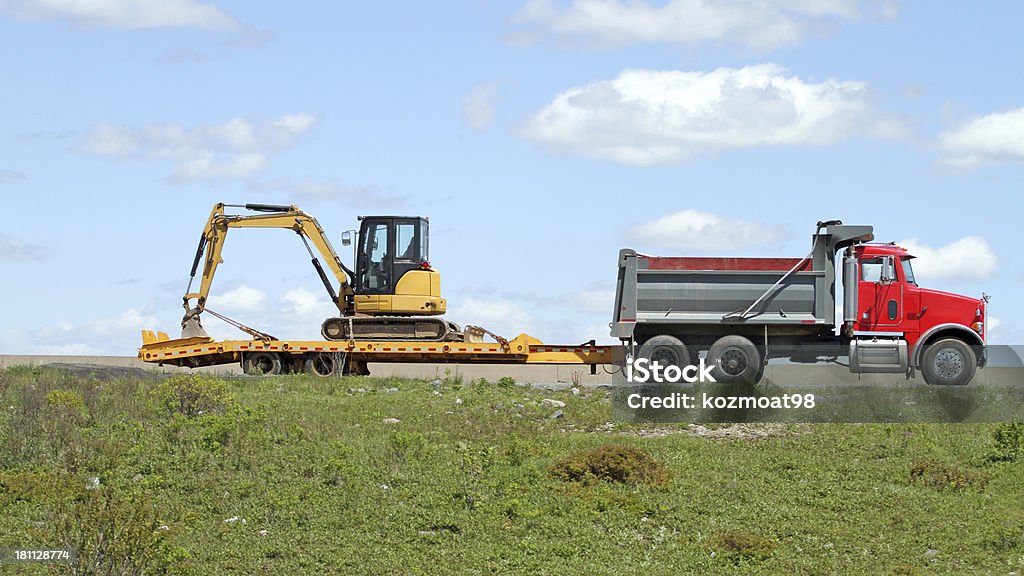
921;338;976;386
243;352;282;375
305;353;340;377
637;335;691;372
707;336;762;385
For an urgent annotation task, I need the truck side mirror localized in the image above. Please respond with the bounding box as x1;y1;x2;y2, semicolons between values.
880;256;895;284
341;231;352;247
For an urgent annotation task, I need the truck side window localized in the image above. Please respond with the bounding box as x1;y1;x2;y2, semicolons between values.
861;258;883;282
901;257;917;286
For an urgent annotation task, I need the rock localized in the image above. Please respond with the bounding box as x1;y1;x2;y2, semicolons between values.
571;387;581;396
432;390;440;395
131;473;144;483
85;477;100;490
924;549;938;558
382;418;401;424
541;399;566;408
454;397;462;405
384;387;399;393
429;379;442;389
347;388;367;394
258;529;268;537
550;410;564;419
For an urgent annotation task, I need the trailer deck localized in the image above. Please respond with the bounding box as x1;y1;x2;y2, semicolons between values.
139;330;619;373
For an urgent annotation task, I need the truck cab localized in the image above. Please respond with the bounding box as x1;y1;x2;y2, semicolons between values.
847;243;987;385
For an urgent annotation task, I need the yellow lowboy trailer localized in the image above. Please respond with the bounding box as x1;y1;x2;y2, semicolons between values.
139;331;619;376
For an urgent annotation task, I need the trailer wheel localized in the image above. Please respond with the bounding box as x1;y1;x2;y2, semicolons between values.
707;336;761;385
305;353;340;377
344;360;370;376
243;352;282;376
637;335;691;371
921;338;976;386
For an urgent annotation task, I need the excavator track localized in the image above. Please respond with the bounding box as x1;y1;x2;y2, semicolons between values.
321;316;464;342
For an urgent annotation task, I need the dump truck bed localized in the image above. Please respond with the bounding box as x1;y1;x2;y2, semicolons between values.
612;250;834;339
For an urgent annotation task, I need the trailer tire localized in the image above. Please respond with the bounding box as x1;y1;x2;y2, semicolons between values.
344;360;370;376
707;336;761;385
243;352;282;376
305;353;340;377
637;335;691;373
921;338;976;386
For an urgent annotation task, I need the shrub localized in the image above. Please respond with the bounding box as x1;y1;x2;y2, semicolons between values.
987;421;1024;463
154;374;232;417
910;459;990;492
988;521;1024;551
45;389;89;426
710;532;776;563
55;487;186;574
550;445;671;488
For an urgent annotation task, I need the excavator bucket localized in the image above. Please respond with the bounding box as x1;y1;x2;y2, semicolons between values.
181;307;210;339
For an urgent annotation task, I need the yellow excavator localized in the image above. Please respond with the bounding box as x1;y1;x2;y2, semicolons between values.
181;202;464;341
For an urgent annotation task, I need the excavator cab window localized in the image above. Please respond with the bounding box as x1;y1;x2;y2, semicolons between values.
356;217;430;295
361;222;391;291
396;222;418;261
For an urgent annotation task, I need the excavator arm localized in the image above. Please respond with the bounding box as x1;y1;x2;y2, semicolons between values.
183;203;356;318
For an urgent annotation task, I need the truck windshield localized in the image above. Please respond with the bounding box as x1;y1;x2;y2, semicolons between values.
901;258;917;286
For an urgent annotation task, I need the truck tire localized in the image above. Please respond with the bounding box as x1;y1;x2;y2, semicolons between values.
637;335;691;372
305;353;340;377
921;338;976;386
707;335;762;385
243;352;282;376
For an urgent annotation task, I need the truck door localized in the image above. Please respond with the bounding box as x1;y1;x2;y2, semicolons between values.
857;255;903;329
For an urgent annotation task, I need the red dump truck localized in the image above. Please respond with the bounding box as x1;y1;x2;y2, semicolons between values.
611;221;989;386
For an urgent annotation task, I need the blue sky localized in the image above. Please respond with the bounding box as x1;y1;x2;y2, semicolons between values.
0;1;1020;355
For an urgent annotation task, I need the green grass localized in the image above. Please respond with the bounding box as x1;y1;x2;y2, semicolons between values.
1;366;1023;575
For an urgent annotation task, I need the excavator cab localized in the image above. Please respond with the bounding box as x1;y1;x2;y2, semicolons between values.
350;216;446;316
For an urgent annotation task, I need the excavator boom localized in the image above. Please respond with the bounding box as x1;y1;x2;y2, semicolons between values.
183;203;354;316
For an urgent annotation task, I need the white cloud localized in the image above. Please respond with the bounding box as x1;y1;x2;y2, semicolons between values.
23;307;159;355
938;107;1024;168
463;83;497;130
449;298;536;339
0;235;46;260
80;114;318;183
0;168;27;182
628;210;785;252
275;287;338;339
577;289;615;315
0;0;238;30
207;285;267;314
523;65;871;165
273;113;317;134
898;236;997;281
252;178;407;209
988;315;1002;342
512;0;868;51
